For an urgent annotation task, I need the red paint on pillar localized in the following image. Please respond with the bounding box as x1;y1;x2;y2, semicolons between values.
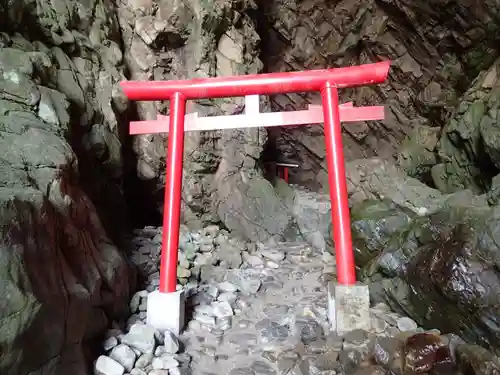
159;92;187;293
283;167;289;183
321;82;357;285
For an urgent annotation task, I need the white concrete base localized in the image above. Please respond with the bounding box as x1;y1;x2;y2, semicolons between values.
147;290;185;335
327;282;371;335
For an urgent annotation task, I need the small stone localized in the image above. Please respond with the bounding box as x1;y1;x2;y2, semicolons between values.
130;292;142;313
265;261;280;269
261;249;285;262
109;344;137;372
169;367;191;375
121;324;157;354
94;355;125;375
149;370;169;375
326;333;344;351
155;346;166;357
338;349;362;373
174;353;191;365
211;301;234;318
229;368;256;375
343;329;369;345
164;331;180;354
215;316;232;331
313;350;339;371
371;316;389;333
217;281;238;292
195;252;216;266
218;291;237;303
152;355;179;370
251;360;275;375
354;365;387;375
178;253;191;269
103;336;119;351
263;304;289;317
227;332;258;346
130;369;147;375
321;252;335;264
197;284;218;299
177;266;191;279
135;352;153;368
243;253;264;267
232;273;262;295
371;336;403;366
193;313;216;326
397;317;418;332
294;317;324;344
257;319;290;343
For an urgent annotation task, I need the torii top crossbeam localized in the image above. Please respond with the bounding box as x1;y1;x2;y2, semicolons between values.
120;61;390;100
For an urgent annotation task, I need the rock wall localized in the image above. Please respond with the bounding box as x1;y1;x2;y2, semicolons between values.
261;0;500;190
0;1;135;374
431;58;500;194
119;0;292;241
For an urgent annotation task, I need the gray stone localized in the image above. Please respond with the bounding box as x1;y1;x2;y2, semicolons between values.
338;349;362;373
130;292;142;313
103;336;119;352
149;370;170;375
251;360;275;375
217;281;238;292
257;319;290;343
371;336;402;366
109;344;137;372
121;324;157;354
226;270;262;294
294;317;324;344
152;355;180;370
135;353;154;369
211;301;234;318
396;317;418;332
94;356;125;375
164;331;180;354
217;292;238;303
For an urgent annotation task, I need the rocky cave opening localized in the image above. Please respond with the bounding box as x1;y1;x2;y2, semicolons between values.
3;0;500;375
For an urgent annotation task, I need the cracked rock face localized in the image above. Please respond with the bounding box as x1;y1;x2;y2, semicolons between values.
261;0;500;191
0;1;134;374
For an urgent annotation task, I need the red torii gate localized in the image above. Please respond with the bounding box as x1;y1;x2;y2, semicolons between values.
120;61;391;296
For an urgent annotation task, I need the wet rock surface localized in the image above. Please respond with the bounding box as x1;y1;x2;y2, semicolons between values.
352;197;500;357
97;225;500;375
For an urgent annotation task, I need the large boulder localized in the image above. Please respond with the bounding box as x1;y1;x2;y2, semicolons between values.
214;127;292;242
353;197;500;355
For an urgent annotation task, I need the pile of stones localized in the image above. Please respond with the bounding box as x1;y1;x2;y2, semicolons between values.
94;226;500;375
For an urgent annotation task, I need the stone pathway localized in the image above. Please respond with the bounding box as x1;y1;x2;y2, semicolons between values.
94;225;500;375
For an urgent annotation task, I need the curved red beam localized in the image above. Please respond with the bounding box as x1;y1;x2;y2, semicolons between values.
120;61;391;100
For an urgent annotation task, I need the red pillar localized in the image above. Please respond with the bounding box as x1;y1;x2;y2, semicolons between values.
321;82;356;285
283;167;289;183
159;92;186;293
